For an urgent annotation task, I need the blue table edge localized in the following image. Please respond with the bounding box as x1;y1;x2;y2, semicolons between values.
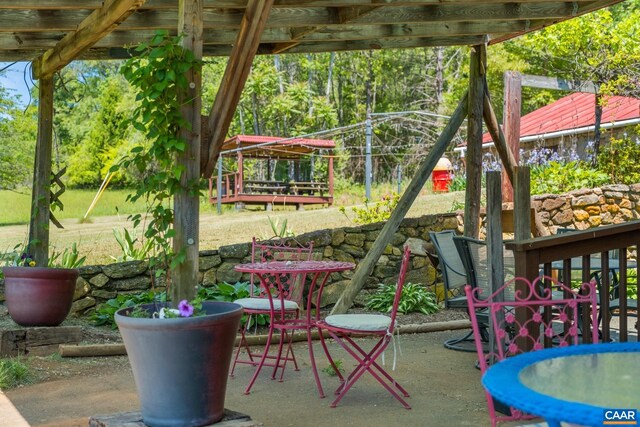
482;342;640;425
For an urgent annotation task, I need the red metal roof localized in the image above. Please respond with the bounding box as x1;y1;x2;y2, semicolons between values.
481;93;640;143
224;134;335;150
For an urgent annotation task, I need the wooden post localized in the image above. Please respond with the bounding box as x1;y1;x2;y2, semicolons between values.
172;0;203;303
513;165;537;350
328;154;334;198
28;75;54;266
486;171;504;295
502;71;521;202
331;91;469;315
464;44;486;238
514;166;531;242
201;0;275;177
237;151;244;194
482;92;516;186
486;171;505;356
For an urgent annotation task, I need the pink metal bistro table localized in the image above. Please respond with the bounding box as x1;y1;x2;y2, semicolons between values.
234;260;355;398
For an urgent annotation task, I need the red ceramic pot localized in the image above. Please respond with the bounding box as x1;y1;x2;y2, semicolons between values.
3;266;78;327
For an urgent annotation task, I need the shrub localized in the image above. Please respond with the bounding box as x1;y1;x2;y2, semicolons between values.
366;282;439;315
340;192;400;225
530;161;609;195
598;129;640;185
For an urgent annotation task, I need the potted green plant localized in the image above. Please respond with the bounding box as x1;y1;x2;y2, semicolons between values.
111;31;242;427
2;243;85;327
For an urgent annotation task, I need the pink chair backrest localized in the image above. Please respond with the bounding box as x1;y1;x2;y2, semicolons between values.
465;276;598;373
250;237;314;299
388;246;411;330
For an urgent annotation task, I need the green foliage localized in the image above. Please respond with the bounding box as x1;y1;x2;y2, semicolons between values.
321;360;345;377
448;175;466;192
530;161;609;195
111;228;154;262
114;31;203;293
90;290;166;329
265;216;294;239
366;282;439;315
597;129;640;185
49;243;87;268
340;193;400;225
0;358;30;389
198;282;269;328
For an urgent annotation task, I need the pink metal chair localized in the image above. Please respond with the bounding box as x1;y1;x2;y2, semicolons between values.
465;276;599;426
317;246;412;409
231;237;313;394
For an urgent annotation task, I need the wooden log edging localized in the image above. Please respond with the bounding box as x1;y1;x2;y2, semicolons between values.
58;319;472;357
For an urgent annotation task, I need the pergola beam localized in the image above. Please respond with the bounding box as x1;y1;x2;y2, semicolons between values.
201;0;275;178
32;0;145;79
271;5;380;54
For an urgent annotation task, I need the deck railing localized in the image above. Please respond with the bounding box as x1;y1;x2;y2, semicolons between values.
505;221;640;343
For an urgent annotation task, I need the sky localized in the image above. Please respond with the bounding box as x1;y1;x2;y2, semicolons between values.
0;62;35;107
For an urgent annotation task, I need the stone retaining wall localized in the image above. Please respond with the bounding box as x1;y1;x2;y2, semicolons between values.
532;184;640;233
42;212;460;317
3;183;639;318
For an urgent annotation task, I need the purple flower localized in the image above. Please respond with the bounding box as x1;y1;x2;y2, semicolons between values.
178;300;194;317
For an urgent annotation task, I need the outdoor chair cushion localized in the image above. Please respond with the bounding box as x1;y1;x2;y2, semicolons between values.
324;314;392;331
234;297;299;311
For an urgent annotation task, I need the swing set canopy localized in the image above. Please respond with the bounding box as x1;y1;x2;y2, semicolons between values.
222;135;335;159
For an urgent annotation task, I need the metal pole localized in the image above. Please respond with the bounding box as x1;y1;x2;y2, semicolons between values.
217;155;223;215
365;112;372;199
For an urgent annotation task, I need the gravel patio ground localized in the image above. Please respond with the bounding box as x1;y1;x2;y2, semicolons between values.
5;329;497;427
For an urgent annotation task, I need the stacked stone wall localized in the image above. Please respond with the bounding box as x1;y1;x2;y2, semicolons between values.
3;183;639;318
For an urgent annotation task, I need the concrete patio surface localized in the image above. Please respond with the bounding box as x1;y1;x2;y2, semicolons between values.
4;329;497;427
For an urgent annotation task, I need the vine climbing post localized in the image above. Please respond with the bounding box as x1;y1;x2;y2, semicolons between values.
29;75;54;266
173;0;203;303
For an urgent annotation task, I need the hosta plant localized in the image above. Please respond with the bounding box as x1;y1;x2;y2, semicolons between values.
366;282;439;315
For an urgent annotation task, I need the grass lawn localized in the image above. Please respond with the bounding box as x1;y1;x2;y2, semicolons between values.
0;185;462;265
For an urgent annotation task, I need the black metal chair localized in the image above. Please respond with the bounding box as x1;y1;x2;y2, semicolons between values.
429;230;479;351
428;230;467;309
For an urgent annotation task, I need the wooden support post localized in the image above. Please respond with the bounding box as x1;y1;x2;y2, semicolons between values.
28;75;54;266
482;92;516;186
201;0;275;177
328;154;334;197
171;0;203;303
513;165;537;350
331;91;469;315
486;171;504;295
486;171;505;356
514;166;531;242
502;71;521;202
464;44;486;238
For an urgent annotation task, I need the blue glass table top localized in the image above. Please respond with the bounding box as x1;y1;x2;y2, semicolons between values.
482;342;640;426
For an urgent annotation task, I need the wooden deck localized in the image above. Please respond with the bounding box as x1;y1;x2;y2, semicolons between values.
209;174;333;209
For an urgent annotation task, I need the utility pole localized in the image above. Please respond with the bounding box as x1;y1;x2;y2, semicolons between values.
365;112;372;199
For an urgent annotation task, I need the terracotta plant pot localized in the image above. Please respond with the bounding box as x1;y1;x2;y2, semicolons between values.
115;301;243;427
3;266;78;327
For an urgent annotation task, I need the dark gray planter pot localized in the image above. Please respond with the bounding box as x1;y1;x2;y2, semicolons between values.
115;301;243;427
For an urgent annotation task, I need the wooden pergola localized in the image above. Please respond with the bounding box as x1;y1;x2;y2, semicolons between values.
0;0;624;305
